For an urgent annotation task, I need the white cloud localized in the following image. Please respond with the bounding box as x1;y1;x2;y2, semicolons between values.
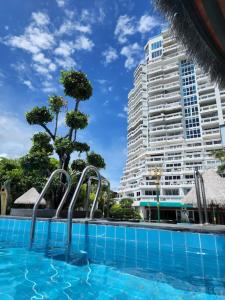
32;52;51;65
98;8;105;23
117;112;127;118
138;15;160;33
74;35;94;51
115;14;161;44
5;13;55;54
32;12;50;26
97;79;113;94
54;41;74;57
56;0;66;7
55;56;76;69
123;105;128;112
41;81;56;93
114;15;136;44
33;64;50;75
0;111;34;158
102;47;118;65
23;80;34;90
57;20;91;36
97;79;107;85
120;43;142;69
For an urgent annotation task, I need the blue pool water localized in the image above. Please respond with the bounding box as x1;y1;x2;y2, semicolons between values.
0;218;225;299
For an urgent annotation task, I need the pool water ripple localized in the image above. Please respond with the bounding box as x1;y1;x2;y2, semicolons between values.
0;219;225;299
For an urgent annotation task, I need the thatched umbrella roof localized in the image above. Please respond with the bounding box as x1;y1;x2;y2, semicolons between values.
182;169;225;206
14;187;46;205
155;0;225;88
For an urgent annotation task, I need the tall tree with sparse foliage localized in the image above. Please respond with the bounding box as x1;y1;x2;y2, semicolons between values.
25;70;105;179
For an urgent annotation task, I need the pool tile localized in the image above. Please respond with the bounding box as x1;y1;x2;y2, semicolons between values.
87;224;97;236
136;228;147;243
106;226;115;239
125;227;135;241
72;223;80;235
159;230;172;248
115;226;125;240
97;225;106;237
216;235;225;253
147;229;159;247
172;231;185;251
186;232;200;251
200;234;216;252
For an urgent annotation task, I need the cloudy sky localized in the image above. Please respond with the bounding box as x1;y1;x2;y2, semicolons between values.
0;0;164;189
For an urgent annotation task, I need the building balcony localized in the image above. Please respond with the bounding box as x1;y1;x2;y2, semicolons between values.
163;44;178;55
202;128;220;138
148;84;164;94
198;83;215;93
164;81;180;91
163;62;178;72
148;66;163;75
163;71;179;83
164;91;180;101
166;112;183;120
149;115;165;123
200;104;217;114
201;116;219;127
220;91;225;99
199;93;216;104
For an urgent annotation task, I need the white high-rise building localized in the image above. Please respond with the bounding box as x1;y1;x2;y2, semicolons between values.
119;29;225;220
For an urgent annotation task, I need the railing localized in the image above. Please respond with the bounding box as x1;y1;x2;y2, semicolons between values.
67;166;101;245
84;176;110;218
30;169;71;245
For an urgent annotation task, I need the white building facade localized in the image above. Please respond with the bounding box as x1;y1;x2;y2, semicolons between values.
119;29;225;219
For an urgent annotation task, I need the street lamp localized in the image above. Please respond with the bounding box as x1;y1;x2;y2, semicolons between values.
150;167;162;223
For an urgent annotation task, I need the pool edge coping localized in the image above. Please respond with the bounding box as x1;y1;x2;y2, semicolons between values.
1;216;225;234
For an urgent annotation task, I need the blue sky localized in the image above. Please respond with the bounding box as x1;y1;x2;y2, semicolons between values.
0;0;164;190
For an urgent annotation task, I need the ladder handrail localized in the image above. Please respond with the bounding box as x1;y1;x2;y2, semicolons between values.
30;169;71;245
54;175;72;218
67;166;101;245
84;176;110;218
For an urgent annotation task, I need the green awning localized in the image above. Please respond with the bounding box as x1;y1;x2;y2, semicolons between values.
140;201;192;208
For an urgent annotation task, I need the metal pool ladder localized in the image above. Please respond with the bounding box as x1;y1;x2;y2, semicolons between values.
67;165;102;245
30;169;72;245
84;176;110;218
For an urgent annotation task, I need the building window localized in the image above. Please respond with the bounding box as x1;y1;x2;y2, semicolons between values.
137;192;140;196
184;95;197;106
145;190;156;196
183;85;196;96
182;75;195;86
151;40;162;50
186;129;201;139
184;106;199;117
185;117;200;128
164;189;179;196
152;49;162;59
180;59;193;67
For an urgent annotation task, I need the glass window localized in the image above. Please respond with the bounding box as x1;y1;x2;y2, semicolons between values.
183;95;197;106
185;106;199;117
186;128;201;139
183;85;196;96
151;40;162;50
182;75;195;86
181;65;195;76
185;117;200;128
152;49;162;59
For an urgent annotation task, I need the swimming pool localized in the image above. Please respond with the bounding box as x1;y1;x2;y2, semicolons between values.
0;218;225;299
